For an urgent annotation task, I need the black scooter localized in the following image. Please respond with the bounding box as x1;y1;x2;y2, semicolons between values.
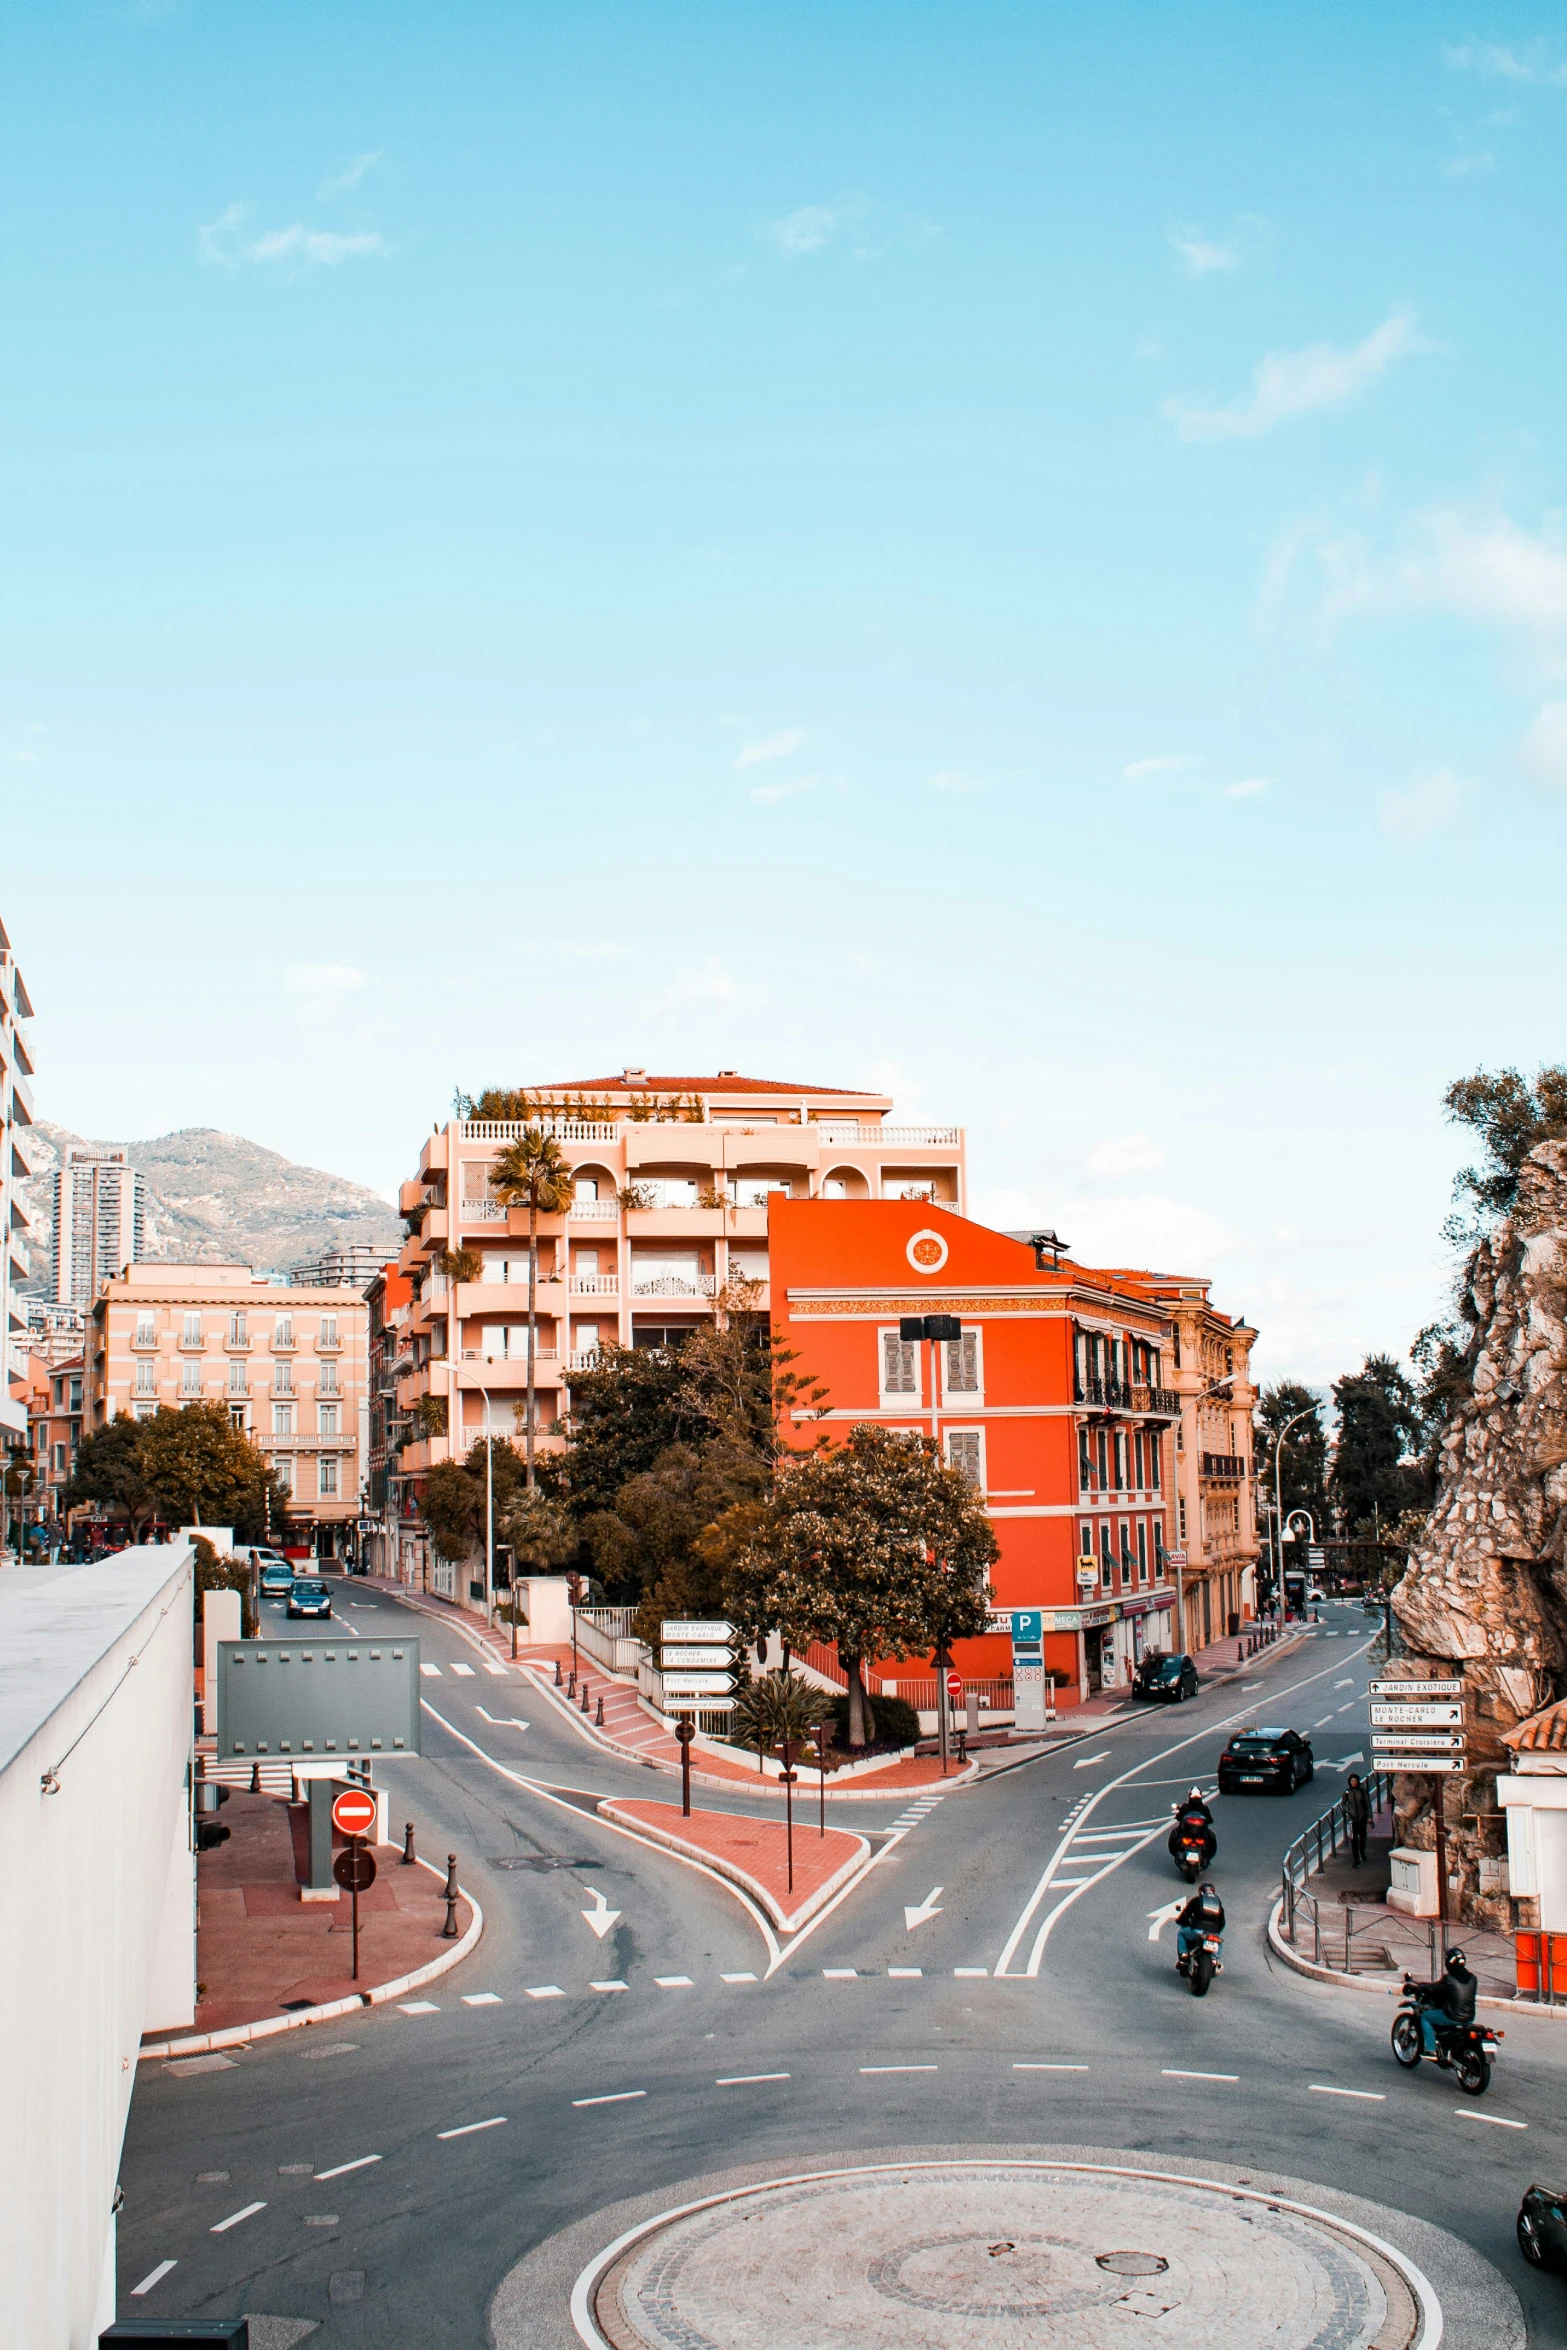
1390;1976;1502;2097
1168;1807;1216;1882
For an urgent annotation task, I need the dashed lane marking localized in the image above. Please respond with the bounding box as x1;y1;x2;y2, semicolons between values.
461;1993;503;2006
720;1972;757;1983
1312;1716;1334;1728
1310;2086;1385;2101
1014;2063;1089;2071
590;1980;629;1993
1455;2109;1528;2128
716;2072;790;2085
419;1663;442;1677
483;1662;508;1675
954;1967;989;1977
1334;1679;1355;1689
525;1986;566;2000
860;2063;936;2074
131;2261;177;2296
655;1975;694;1988
211;2202;266;2233
437;2116;508;2139
573;2090;646;2107
398;2001;440;2015
822;1969;858;1979
888;1967;922;1977
315;2155;381;2181
1162;2068;1237;2082
450;1663;476;1677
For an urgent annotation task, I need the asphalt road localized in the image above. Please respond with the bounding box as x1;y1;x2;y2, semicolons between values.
117;1594;1567;2346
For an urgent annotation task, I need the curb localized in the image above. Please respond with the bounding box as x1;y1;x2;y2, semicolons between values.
1265;1894;1567;2023
596;1799;870;1933
139;1857;484;2060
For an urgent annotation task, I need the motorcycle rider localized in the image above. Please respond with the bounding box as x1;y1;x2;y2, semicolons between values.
1168;1785;1216;1866
1176;1880;1225;1970
1409;1948;1478;2058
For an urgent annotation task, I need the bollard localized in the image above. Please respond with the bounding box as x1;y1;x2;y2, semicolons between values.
403;1820;417;1867
596;1693;605;1725
568;1670;577;1699
250;1762;262;1793
554;1658;563;1687
442;1853;460;1938
580;1680;591;1714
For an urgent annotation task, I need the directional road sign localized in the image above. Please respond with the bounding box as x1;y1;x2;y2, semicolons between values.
1371;1732;1466;1752
661;1644;732;1670
331;1786;378;1838
661;1620;732;1643
662;1672;733;1698
1370;1701;1463;1728
1370;1678;1463;1698
1380;1755;1465;1773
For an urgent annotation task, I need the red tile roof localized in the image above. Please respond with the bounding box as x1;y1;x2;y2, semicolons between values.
537;1073;870;1097
1503;1699;1567;1753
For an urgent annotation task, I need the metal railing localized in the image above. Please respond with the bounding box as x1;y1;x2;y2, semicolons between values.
1074;1378;1180;1416
459;1199;506;1222
815;1124;962;1145
462;1120;620;1142
570;1275;620;1295
1279;1771;1394;1966
1200;1452;1249;1481
568;1199;619;1220
631;1274;719;1296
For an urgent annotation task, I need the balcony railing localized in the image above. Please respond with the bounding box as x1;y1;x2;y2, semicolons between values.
568;1198;619;1221
458;1117;961;1147
1074;1379;1180;1416
459;1198;506;1222
566;1349;603;1373
1200;1452;1249;1482
631;1274;718;1297
131;1332;158;1351
570;1275;620;1295
814;1124;962;1145
462;1120;619;1142
177;1333;206;1351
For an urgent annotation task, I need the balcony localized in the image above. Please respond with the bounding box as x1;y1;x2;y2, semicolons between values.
453;1353;563;1392
814;1124;961;1145
568;1198;619;1221
1200;1452;1249;1483
1074;1379;1180;1418
631;1273;719;1298
225;1334;251;1352
566;1348;603;1373
131;1331;158;1352
271;1333;296;1352
462;1119;620;1142
177;1333;206;1352
570;1275;620;1296
458;1198;506;1223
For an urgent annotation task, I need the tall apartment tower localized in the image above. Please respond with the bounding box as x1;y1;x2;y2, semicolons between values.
0;915;37;1438
53;1149;146;1310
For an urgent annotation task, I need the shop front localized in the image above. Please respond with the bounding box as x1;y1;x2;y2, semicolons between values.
1040;1592;1178;1702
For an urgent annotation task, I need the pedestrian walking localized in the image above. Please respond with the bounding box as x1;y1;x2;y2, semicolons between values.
1345;1772;1371;1867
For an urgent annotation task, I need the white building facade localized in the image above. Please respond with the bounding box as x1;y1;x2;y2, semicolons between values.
0;913;37;1439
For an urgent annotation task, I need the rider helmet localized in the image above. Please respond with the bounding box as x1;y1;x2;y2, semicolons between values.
1189;1785;1204;1802
1445;1947;1467;1973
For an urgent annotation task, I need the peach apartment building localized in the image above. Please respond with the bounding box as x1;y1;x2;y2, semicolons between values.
89;1264;369;1553
393;1069;966;1497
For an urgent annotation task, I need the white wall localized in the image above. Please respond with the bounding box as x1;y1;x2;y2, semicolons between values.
0;1547;196;2348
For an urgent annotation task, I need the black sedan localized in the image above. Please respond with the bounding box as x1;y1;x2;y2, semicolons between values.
1217;1725;1314;1793
1133;1652;1199;1704
1519;2184;1567;2272
286;1576;333;1620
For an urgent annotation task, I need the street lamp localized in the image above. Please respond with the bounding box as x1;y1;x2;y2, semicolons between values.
1266;1406;1317;1620
900;1313;964;1770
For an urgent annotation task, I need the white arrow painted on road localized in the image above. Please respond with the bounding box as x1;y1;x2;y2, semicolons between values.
581;1886;622;1940
1147;1900;1185;1942
1319;1751;1365;1773
475;1707;530;1730
904;1888;944;1931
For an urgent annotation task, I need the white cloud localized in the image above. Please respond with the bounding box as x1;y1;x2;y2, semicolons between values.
1323;507;1567;644
1379;769;1464;842
665;956;745;1003
749;776;818;805
1087;1133;1166;1178
1166;309;1423;441
765;196;865;259
1060;1193;1229;1275
1443;41;1567;83
199;204;390;271
1122;753;1198;779
929;768;982;793
1223;776;1270;799
1522;702;1567;789
319;152;382;198
736;728;806;768
283;962;368;996
1168;224;1239;276
1443;148;1496;177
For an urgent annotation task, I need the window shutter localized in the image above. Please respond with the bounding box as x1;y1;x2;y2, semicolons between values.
947;1431;982;1486
882;1333;916;1393
946;1333;978;1391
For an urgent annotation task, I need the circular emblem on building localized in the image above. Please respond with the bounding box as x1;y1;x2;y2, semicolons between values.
906;1229;948;1274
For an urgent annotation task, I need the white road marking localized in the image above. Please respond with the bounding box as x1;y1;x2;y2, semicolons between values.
1242;1682;1263;1689
131;2261;177;2295
954;1966;989;1977
1321;1753;1365;1773
590;1980;629;1992
1147;1901;1185;1942
420;1663;442;1677
655;1975;694;1988
1014;2063;1089;2071
888;1967;923;1977
451;1662;476;1677
437;2116;507;2139
398;2000;440;2015
860;2063;936;2074
581;1885;622;1939
211;2202;266;2233
461;1993;503;2006
573;2090;646;2107
904;1888;943;1931
315;2155;381;2181
1455;2109;1527;2128
526;1985;566;2000
1313;1716;1334;1728
716;2072;790;2085
822;1968;858;1979
475;1707;530;1729
720;1972;757;1983
1162;2069;1237;2082
1310;2085;1385;2101
1073;1750;1113;1769
1335;1679;1355;1689
483;1662;508;1675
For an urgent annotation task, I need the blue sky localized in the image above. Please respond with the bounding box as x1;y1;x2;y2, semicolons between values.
5;3;1566;1387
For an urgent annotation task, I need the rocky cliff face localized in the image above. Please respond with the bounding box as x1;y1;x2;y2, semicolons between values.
1392;1139;1567;1927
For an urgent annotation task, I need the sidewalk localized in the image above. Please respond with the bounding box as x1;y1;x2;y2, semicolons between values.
1272;1812;1520;2000
143;1788;479;2058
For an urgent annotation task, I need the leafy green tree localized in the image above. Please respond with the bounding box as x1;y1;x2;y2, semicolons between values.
730;1669;826;1755
139;1403;286;1538
1330;1354;1428;1537
1253;1384;1329;1539
727;1422;998;1748
497;1485;577;1580
488;1126;576;1488
64;1413;158;1534
1444;1063;1567;1239
419;1436;530;1563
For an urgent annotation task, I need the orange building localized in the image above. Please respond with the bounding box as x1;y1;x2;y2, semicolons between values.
768;1198;1198;1706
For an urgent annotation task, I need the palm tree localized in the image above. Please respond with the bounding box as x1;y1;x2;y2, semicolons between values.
489;1126;575;1488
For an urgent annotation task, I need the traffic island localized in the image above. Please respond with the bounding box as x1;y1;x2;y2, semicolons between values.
596;1797;868;1933
140;1790;481;2058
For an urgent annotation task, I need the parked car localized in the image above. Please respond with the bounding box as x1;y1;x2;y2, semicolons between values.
1132;1652;1199;1704
1518;2184;1567;2272
286;1576;333;1620
257;1560;294;1599
1217;1725;1314;1794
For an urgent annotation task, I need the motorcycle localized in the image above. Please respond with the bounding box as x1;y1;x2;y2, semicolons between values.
1176;1928;1223;1997
1171;1828;1212;1882
1390;1975;1503;2097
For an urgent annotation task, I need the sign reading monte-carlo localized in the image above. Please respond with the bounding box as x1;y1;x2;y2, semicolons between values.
661;1619;736;1704
214;1638;423;1761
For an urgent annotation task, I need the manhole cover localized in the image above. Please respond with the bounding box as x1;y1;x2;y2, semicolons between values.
488;1855;596;1872
589;2162;1425;2349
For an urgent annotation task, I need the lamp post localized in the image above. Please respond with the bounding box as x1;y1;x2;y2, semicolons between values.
1268;1406;1316;1620
900;1313;963;1752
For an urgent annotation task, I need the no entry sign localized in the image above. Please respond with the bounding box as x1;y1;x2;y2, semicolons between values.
332;1787;378;1838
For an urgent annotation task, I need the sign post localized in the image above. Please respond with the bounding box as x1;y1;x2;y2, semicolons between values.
331;1786;379;1980
674;1718;695;1818
778;1737;800;1893
1010;1609;1046;1734
1369;1678;1465;1923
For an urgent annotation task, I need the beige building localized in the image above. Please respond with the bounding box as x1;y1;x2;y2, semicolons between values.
88;1264;369;1552
1135;1276;1259;1645
0;915;37;1444
395;1069;966;1506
